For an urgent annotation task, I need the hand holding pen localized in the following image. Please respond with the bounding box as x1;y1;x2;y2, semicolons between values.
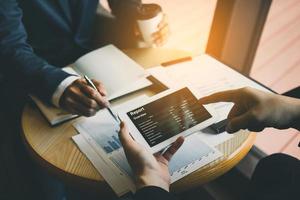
60;76;108;117
84;75;120;123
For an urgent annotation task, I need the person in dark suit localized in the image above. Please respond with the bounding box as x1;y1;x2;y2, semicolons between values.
120;87;300;200
0;0;169;116
0;1;169;199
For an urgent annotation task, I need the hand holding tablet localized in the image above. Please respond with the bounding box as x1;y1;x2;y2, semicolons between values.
118;87;217;153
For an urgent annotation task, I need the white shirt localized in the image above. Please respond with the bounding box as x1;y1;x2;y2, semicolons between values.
51;76;80;107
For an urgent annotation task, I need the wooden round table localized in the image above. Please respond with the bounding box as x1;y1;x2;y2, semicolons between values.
21;48;256;197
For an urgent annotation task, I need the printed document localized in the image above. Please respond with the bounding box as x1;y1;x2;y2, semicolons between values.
73;95;222;196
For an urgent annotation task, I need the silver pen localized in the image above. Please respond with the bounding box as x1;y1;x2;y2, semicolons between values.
84;75;120;123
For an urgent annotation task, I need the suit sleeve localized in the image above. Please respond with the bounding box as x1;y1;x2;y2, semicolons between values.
108;0;141;20
133;186;178;200
0;0;71;103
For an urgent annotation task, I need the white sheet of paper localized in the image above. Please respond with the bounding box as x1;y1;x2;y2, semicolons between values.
73;45;151;99
108;78;152;101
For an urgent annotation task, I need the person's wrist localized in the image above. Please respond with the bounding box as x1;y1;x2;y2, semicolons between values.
281;95;300;130
53;75;80;108
136;171;170;192
292;99;300;130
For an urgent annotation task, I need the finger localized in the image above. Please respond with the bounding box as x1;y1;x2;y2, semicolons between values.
79;83;109;107
118;122;135;148
64;102;80;115
198;89;238;105
157;13;167;29
68;87;99;110
152;23;169;39
134;23;141;37
152;27;169;45
248;124;265;132
66;107;81;116
65;97;96;117
226;111;254;133
92;79;107;96
162;136;184;161
154;38;163;47
153;31;169;46
227;104;245;120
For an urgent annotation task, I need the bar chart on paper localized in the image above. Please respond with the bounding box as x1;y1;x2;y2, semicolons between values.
73;111;135;177
76;120;121;153
96;133;121;154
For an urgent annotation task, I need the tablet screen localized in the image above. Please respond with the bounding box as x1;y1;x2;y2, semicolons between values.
126;87;212;147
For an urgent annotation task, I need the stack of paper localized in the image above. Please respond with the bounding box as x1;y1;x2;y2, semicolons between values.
72;96;222;196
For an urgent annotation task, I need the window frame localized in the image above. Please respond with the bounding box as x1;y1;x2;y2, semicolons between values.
206;0;272;75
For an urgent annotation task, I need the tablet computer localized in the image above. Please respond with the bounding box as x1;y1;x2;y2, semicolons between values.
118;87;217;153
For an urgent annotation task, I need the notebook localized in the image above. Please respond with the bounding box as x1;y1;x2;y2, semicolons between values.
31;45;152;125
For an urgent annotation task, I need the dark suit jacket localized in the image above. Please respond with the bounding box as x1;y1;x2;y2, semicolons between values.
0;0;140;102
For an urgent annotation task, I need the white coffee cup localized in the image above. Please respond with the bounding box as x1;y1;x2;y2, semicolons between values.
136;4;163;46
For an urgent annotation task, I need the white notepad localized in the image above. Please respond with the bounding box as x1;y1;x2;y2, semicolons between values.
73;45;152;100
31;45;152;125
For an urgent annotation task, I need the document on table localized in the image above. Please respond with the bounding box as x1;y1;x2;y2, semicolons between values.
148;54;271;146
72;134;132;196
72;95;222;196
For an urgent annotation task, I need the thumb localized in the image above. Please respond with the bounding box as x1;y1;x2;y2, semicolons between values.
92;79;107;96
118;121;135;148
162;136;184;161
226;111;254;133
